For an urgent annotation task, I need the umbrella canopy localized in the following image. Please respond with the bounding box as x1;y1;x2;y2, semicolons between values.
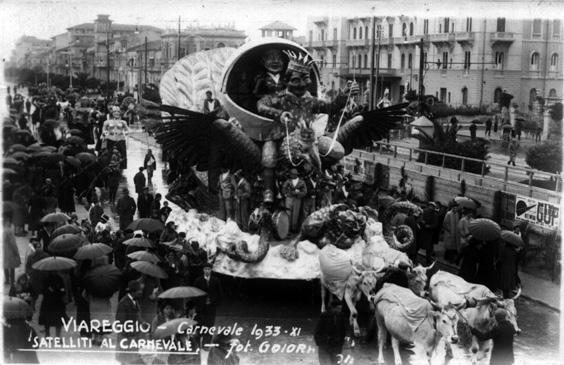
455;196;477;210
158;286;207;299
3;201;18;214
10;151;30;161
131;261;168;279
74;243;113;260
66;136;85;145
40;212;70;224
123;237;153;248
501;124;513;129
75;152;97;164
468;218;501;241
40;146;58;153
83;264;122;298
48;233;86;254
3;296;33;320
127;250;161;264
65;156;82;169
153;318;197;339
69;129;83;136
26;144;43;153
32;256;77;271
127;218;165;233
51;224;83;238
3;157;21;166
3;168;18;176
378;195;395;209
43;120;60;129
501;230;525;248
8;144;27;152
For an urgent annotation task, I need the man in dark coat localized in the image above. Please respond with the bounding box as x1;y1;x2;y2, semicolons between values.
419;202;440;265
193;264;223;345
116;188;137;231
115;280;144;365
469;121;478;140
471;309;517;365
136;187;153;219
133;167;146;196
314;298;347;365
143;150;157;184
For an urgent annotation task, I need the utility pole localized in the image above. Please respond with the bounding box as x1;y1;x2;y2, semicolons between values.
106;28;111;101
178;16;181;60
68;52;73;89
418;38;425;107
479;19;486;109
375;25;381;108
144;36;148;86
369;16;376;110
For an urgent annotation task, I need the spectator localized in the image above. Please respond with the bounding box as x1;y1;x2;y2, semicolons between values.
39;274;68;337
160;221;178;243
3;317;39;364
476;238;500;291
116;188;137;231
115;280;144;365
493;117;499;135
419;202;440;265
40;178;58;213
107;168;121;205
194;263;223;345
507;138;519;166
28;190;45;236
58;175;76;214
3;217;21;286
202;90;222;115
442;201;461;263
458;237;482;283
485;118;492;137
151;193;162;220
151;300;177;332
159;201;172;222
12;182;33;236
457;208;474;259
137;187;154;219
469;121;478;141
207;333;239;365
496;240;521;298
314;298;347;365
89;200;104;227
144;149;157;184
133;167;146;196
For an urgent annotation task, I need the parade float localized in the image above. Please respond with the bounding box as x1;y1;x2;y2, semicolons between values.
145;38;418;281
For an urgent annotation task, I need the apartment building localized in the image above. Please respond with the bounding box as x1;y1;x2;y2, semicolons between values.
10;36;53;69
305;16;562;110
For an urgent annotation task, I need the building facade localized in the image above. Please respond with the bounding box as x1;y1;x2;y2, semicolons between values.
10;36;53;69
260;21;296;39
305;16;563;110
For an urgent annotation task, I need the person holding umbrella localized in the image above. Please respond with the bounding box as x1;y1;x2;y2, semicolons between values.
38;273;68;337
497;231;524;298
116;188;137;231
143;149;157;185
3;297;39;364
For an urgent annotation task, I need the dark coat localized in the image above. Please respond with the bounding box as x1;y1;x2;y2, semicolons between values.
496;245;520;297
133;171;146;194
193;275;223;307
116;195;136;230
419;207;440;249
472;320;516;365
476;240;499;291
137;193;154;219
115;294;143;364
57;177;75;213
458;240;481;282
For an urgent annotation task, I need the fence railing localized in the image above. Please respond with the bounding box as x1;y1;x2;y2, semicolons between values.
363;141;562;195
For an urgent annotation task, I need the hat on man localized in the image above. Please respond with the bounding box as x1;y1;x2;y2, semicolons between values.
289;168;299;177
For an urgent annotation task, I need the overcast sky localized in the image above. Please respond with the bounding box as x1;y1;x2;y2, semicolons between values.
1;0;562;62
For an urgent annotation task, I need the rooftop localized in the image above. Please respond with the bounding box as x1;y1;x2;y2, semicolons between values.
259;21;296;31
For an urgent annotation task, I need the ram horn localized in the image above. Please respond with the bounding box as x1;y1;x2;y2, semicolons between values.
511;286;522;300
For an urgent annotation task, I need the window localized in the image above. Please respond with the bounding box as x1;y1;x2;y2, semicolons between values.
529;88;537;106
549;88;557;97
387;53;392;68
442;51;448;69
320;56;324;69
365;26;368;40
448;91;451;103
553;20;561;37
440;87;447;102
496;18;506;32
444;17;450;33
550;53;558;71
494;87;502;103
332;54;336;68
364;54;368;68
321;29;325;41
388;23;393;37
358;54;362;68
353;27;357;39
376;25;382;39
359;27;362;39
217;42;225;48
333;28;337;40
402;23;407;37
464;51;471;70
409;22;414;36
462;87;468;105
530;52;540;70
423;52;427;67
532;19;542;38
401;53;405;69
466;17;472;32
309;30;313;42
495;51;504;69
408;53;412;69
423;19;429;34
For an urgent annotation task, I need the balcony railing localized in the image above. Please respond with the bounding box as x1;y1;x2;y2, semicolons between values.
346;38;370;47
455;31;475;45
310;40;326;48
490;32;515;44
429;33;456;44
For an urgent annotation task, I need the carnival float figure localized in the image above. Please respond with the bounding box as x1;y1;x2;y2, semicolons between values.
139;39;412;263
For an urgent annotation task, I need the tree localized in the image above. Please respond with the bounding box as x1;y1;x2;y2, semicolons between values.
526;141;562;174
74;72;90;90
414;118;490;175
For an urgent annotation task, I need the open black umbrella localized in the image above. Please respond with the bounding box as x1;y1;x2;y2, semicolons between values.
123;237;153;248
40;212;70;224
74;243;113;260
64;156;82;169
8;144;27;152
158;286;207;299
500;230;525;248
75;152;97;164
26;144;43;153
66;136;85;145
51;224;83;239
3;157;21;166
10;151;30;161
32;256;77;271
3;168;18;176
40;146;58;153
3;296;33;320
69;129;83;136
127;218;164;233
131;261;168;279
127;250;161;263
48;233;86;254
83;264;122;298
468;218;501;241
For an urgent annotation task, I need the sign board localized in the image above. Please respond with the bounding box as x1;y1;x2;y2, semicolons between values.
514;194;560;231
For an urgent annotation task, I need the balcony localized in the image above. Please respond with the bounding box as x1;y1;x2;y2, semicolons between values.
455;32;475;47
429;33;456;47
346;38;370;48
310;40;327;49
312;17;329;25
490;32;515;46
326;39;339;48
394;35;421;48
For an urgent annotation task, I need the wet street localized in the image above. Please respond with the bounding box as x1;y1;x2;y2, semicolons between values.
7;132;562;365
